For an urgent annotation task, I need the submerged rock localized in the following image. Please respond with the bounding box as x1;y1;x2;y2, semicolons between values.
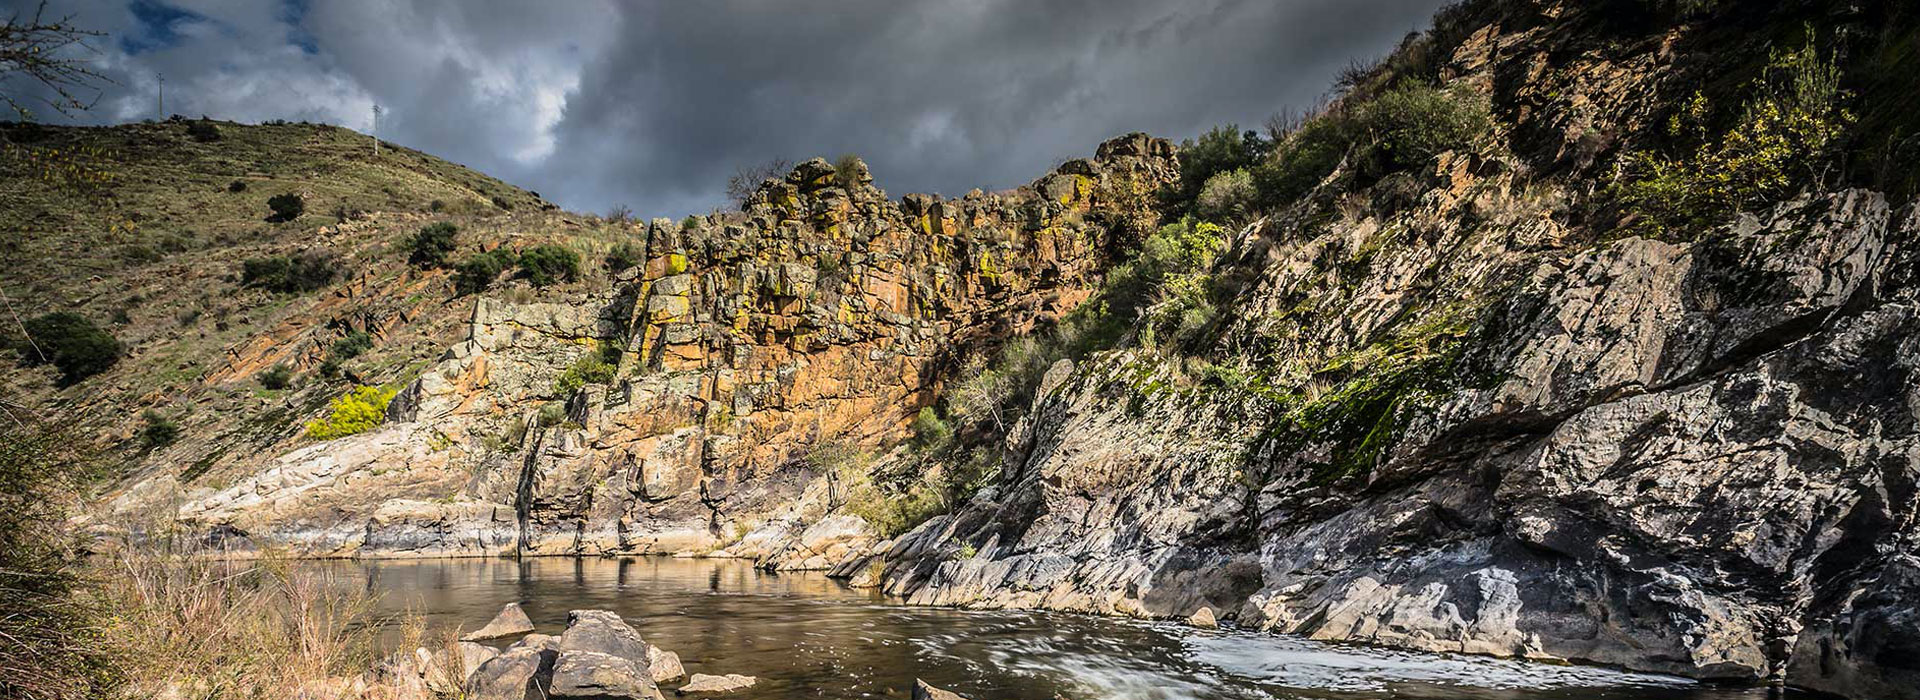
463;602;536;641
676;673;757;695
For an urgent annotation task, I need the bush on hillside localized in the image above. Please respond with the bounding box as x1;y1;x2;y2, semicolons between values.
186;120;221;142
604;242;644;273
1252;113;1352;208
12;312;121;386
518;245;580;287
1356;81;1494;173
241;252;340;294
1174;125;1267;210
139;409;180;450
256;364;293;390
1612;35;1853;238
1196;168;1257;224
1252;81;1491;209
454;248;516;295
303;385;396;440
552;344;620;396
407;222;459;268
266;193;304;223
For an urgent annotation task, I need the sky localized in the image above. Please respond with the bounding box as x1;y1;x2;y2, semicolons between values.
3;0;1452;217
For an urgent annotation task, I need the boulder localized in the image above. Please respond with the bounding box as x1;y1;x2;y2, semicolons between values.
428;641;501;693
912;679;968;700
647;645;686;683
676;673;757;695
510;633;561;652
465;645;558;700
550;650;663;700
548;609;663;699
560;609;651;662
1188;607;1218;629
463;602;536;641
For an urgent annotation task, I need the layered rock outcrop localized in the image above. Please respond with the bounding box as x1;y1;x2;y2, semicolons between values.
158;135;1176;559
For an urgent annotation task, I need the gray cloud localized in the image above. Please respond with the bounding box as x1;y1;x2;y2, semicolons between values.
4;0;1449;216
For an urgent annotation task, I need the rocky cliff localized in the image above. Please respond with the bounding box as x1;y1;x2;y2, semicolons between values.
20;0;1919;698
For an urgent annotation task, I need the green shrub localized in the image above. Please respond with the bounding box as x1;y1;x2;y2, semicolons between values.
186;120;221;142
1612;35;1853;238
330;330;374;361
1355;82;1493;173
1175;125;1265;210
605;242;644;273
139;409;180;450
518;245;580;287
241;252;339;294
455;248;516;295
227;179;247;193
1252;82;1490;209
1252;113;1353;208
407;222;459;268
552;346;619;396
537;402;567;427
266;192;304;223
303;386;396;440
907;407;953;453
1196;168;1256;223
256;364;293;390
318;330;374;379
11;312;121;386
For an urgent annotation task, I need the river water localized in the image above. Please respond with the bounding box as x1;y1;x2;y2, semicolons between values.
316;556;1812;700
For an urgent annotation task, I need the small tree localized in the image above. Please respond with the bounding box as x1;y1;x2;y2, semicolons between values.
266;193;304;223
407;222;459;268
12;311;119;386
517;245;579;287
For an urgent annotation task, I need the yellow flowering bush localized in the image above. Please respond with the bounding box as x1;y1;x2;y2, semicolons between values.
303;386;397;440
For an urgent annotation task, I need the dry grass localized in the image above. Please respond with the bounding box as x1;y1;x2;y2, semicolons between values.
91;544;439;700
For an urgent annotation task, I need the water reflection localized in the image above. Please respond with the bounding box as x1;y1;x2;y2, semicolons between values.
309;557;1813;700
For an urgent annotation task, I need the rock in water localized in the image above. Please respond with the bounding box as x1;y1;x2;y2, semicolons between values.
560;609;652;661
1188;607;1218;628
647;645;686;683
676;673;757;695
912;679;969;700
463;602;536;641
550;650;663;700
549;609;663;699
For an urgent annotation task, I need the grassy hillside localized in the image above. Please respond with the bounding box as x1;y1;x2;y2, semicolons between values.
0;119;620;490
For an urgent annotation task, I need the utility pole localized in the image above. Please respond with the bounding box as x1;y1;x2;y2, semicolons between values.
156;72;164;118
371;104;382;155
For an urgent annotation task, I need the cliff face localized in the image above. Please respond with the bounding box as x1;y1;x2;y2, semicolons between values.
49;1;1920;698
150;136;1177;560
848;3;1920;699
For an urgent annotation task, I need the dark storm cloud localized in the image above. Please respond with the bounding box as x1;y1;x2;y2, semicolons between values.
5;0;1450;216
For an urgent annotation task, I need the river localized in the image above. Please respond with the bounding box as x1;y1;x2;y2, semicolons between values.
315;556;1813;700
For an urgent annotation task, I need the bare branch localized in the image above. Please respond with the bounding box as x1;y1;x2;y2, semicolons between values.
0;1;112;121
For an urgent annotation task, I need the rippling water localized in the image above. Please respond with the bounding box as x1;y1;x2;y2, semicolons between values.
310;556;1811;700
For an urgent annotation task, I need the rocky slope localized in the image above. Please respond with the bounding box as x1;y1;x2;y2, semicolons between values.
17;0;1919;698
